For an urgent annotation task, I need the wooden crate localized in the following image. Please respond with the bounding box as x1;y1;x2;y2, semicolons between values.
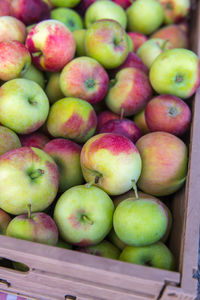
0;1;200;299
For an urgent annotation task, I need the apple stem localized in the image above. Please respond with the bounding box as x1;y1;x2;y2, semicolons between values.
82;215;93;225
32;51;42;58
132;179;139;199
85;176;99;188
120;108;124;120
161;39;169;50
27;204;32;219
30;169;44;180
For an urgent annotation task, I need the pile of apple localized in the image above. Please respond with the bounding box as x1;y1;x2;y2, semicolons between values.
0;0;198;272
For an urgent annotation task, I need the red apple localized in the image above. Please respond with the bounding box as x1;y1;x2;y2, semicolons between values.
0;0;12;17
0;208;11;234
97;110;120;132
112;0;133;9
158;0;190;24
127;32;148;52
76;0;96;16
19;132;50;149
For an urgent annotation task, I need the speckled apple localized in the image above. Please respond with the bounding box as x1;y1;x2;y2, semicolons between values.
19;132;50;149
0;126;21;155
96;110;120;133
0;208;11;234
133;108;150;135
0;16;27;43
158;0;190;24
127;32;148;52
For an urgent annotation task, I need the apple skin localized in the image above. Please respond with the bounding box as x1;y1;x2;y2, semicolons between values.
113;197;168;246
10;0;50;26
133;108;150;135
136;132;188;196
145;95;191;136
158;0;190;24
113;190;157;208
0;208;11;234
0;126;21;155
60;57;109;105
85;1;127;29
44;138;84;193
149;49;200;99
0;79;49;134
99;119;141;143
42;0;54;8
80;133;142;195
119;242;175;271
45;72;64;104
126;0;164;35
150;24;188;49
73;29;87;57
19;132;50;149
51;8;83;32
127;32;148;53
6;212;58;246
21;64;45;89
47;97;97;143
53;185;114;246
50;0;81;8
137;38;172;69
76;240;120;259
26;20;76;72
107;228;127;250
0;16;27;43
85;19;129;69
127;34;134;52
56;239;72;250
112;0;132;9
0;41;31;81
0;0;12;16
97;110;120;133
106;67;152;116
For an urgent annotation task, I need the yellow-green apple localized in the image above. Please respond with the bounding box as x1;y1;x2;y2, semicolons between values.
133;108;150;135
6;211;58;245
19;132;50;149
26;20;76;72
54;185;114;246
45;72;64;104
0;79;49;134
127;32;148;52
150;24;188;49
0;0;11;16
85;19;129;69
80;133;142;195
85;1;127;29
56;239;72;249
113;190;157;208
137;39;172;69
145;95;191;136
50;0;81;8
0;41;31;81
149;49;200;99
127;34;134;52
99;119;141;143
0;126;21;155
126;0;164;35
76;240;120;259
0;16;26;43
0;147;59;215
113;197;169;246
51;8;83;32
136;132;188;196
119;242;175;270
47;97;97;143
21;64;45;89
107;228;127;250
44;138;84;193
10;0;50;26
73;29;87;57
96;110;120;133
106;67;152;116
112;0;133;9
0;208;11;234
60;57;109;105
158;0;190;24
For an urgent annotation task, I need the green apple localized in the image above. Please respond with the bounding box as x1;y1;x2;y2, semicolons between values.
127;34;134;52
51;8;83;32
107;228;127;250
54;185;114;246
21;64;45;89
45;72;64;104
0;126;21;156
50;0;81;8
119;242;175;270
73;29;87;57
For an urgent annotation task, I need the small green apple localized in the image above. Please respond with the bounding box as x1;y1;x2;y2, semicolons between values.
51;8;83;32
21;64;45;89
73;29;87;57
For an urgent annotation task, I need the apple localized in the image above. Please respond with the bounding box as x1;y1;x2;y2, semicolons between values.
145;95;191;136
112;0;132;9
21;64;45;89
127;34;134;52
0;0;11;17
46;97;97;143
50;0;81;8
133;108;150;135
45;72;64;104
10;0;50;26
53;185;114;246
6;211;58;246
0;126;21;156
73;29;87;57
107;228;127;250
42;0;54;8
26;20;76;72
19;132;50;149
0;208;11;234
119;242;175;270
0;147;59;215
126;0;164;35
96;110;120;133
149;49;200;99
106;67;152;116
60;57;109;105
76;0;96;16
137;38;172;69
136;132;188;196
158;0;190;24
99;119;141;143
51;8;83;32
80;133;142;195
76;240;120;259
0;16;26;43
127;32;148;52
113;197;169;246
44;138;84;193
85;19;129;69
0;41;31;81
0;79;49;134
85;0;127;29
113;190;157;208
56;240;72;250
